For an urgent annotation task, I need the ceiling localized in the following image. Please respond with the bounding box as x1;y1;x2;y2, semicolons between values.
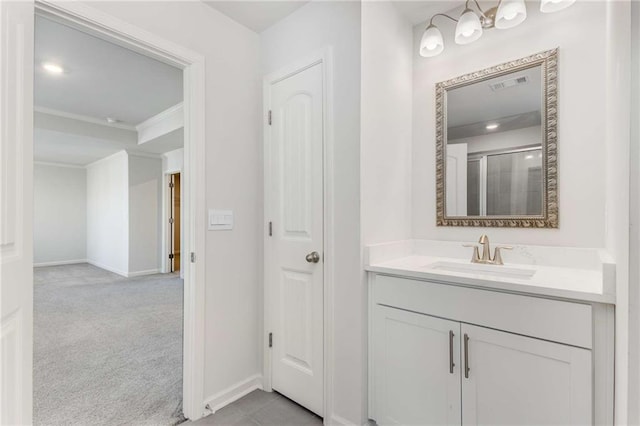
202;0;463;33
392;1;465;25
34;16;184;165
35;16;183;126
446;66;542;138
203;1;311;32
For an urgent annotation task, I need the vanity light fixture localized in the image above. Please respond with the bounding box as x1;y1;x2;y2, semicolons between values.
419;0;575;57
42;62;64;74
486;123;499;130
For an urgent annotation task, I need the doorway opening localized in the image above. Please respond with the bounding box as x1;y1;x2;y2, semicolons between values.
31;7;195;425
169;172;181;274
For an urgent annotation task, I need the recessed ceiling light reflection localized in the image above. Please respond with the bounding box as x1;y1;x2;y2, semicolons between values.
42;62;65;74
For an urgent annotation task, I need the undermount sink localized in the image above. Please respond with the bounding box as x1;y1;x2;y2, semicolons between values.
424;261;536;279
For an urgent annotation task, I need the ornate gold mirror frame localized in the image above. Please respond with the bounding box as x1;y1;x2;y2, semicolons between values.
436;48;558;228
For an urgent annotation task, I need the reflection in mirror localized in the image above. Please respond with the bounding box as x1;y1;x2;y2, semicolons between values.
436;49;558;227
446;65;543;217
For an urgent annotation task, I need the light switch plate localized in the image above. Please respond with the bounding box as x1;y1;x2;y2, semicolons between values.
208;209;233;231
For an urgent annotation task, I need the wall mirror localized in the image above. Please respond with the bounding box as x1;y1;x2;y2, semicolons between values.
436;49;558;228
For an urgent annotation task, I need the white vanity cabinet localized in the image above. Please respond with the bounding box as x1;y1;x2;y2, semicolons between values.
369;274;614;426
374;306;461;425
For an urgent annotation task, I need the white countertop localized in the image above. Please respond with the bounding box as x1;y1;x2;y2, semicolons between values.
365;240;616;304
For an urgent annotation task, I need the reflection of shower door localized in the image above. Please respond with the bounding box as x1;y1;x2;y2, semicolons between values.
169;173;181;272
468;147;543;216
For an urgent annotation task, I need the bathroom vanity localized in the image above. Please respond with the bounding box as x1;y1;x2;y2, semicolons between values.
366;239;615;426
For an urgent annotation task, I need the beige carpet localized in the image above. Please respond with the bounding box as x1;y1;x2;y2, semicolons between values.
33;263;184;426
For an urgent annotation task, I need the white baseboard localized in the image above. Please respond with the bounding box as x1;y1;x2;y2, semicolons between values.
329;415;357;426
203;374;263;415
34;259;87;267
86;259;128;277
127;269;160;277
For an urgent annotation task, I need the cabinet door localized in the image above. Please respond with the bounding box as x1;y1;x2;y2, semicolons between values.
461;324;592;426
374;305;461;425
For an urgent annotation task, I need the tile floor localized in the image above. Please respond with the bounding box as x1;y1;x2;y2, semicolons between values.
189;390;322;426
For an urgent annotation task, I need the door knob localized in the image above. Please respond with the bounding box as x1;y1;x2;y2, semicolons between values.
305;251;320;263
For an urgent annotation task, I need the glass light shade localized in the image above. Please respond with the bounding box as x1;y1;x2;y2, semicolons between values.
420;24;444;57
455;9;483;45
495;0;527;29
540;0;576;13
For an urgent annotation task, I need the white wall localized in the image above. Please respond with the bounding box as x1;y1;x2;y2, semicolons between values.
128;154;162;275
361;1;413;247
451;125;541;154
86;150;129;275
261;2;362;423
86;1;263;410
629;3;640;423
412;2;608;248
604;2;632;424
33;163;87;265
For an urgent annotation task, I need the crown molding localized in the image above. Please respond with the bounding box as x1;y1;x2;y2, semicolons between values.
136;102;184;145
34;105;137;131
136;102;184;132
34;160;87;169
126;150;163;160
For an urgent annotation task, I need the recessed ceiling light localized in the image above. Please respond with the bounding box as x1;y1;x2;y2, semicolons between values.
486;123;499;130
42;62;64;74
106;117;119;124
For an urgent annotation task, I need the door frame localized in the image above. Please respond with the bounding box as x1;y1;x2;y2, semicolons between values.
262;47;335;422
32;1;207;420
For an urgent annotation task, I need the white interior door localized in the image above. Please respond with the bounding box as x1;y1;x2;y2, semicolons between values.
267;62;324;416
0;1;35;424
461;323;592;426
446;143;468;216
374;306;461;426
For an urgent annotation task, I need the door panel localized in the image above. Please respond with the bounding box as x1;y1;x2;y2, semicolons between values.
461;324;592;426
374;306;462;426
268;63;323;416
0;1;34;424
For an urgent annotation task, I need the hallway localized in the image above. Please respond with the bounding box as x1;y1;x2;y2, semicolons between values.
33;264;184;426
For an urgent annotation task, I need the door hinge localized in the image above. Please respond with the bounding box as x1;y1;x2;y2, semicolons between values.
169;253;174;260
268;221;272;236
190;252;196;263
268;332;273;348
169;217;174;224
169;181;174;188
268;110;272;126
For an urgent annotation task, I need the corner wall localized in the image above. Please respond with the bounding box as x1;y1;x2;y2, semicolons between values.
34;163;87;266
629;3;640;423
128;154;163;276
86;151;129;275
261;2;363;423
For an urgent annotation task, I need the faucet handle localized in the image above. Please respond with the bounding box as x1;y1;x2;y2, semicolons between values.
492;246;513;265
463;244;481;263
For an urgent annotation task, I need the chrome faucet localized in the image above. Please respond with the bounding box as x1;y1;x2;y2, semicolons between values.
463;235;512;265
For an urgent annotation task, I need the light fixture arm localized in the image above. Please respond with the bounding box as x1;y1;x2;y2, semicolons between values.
465;0;491;19
428;13;459;27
